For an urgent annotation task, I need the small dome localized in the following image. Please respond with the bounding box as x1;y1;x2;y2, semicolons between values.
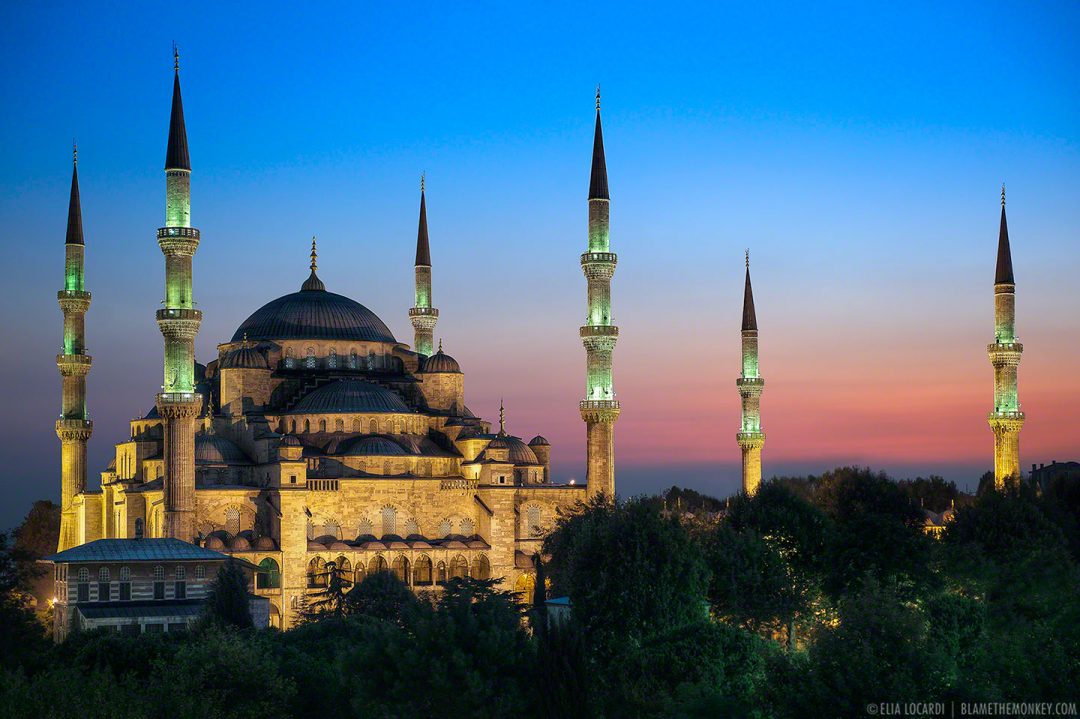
307;540;328;551
254;536;277;550
287;379;410;414
221;346;269;370
528;435;550;447
344;436;408;456
204;535;226;550
280;434;302;447
230;536;251;551
487;436;510;450
195;435;252;465
506;437;539;465
329;541;352;551
421;348;461;374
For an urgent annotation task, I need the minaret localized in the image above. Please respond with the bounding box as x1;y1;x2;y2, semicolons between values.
155;47;202;541
580;87;620;500
56;143;93;551
409;174;438;356
987;184;1024;489
736;251;765;495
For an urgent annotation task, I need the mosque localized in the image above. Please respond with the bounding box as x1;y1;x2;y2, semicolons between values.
53;54;621;628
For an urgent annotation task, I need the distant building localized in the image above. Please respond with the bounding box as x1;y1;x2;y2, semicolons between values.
921;501;957;539
43;537;267;641
1031;461;1080;492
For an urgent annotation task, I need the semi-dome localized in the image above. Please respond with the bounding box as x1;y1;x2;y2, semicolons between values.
194;434;252;465
231;273;396;343
505;436;539;465
421;348;461;373
221;345;269;369
528;435;550;446
287;379;410;414
343;436;408;456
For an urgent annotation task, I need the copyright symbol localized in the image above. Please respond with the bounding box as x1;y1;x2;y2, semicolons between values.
867;704;879;716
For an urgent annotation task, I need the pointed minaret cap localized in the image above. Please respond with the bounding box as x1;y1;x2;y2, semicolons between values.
415;174;431;266
995;183;1014;285
742;250;757;331
498;398;507;435
301;235;326;291
165;44;191;171
66;141;84;245
588;85;609;200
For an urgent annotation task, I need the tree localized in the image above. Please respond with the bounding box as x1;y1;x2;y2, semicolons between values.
530;552;547;633
897;475;960;513
12;501;59;612
300;560;352;622
543;496;710;660
200;558;253;630
343;569;414;623
0;532;49;672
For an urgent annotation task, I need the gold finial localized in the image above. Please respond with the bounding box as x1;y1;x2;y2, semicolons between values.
1001;182;1006;207
72;139;77;166
745;248;750;270
437;338;443;353
499;398;506;434
421;172;425;193
242;332;248;345
310;235;318;272
596;84;601;111
173;42;179;72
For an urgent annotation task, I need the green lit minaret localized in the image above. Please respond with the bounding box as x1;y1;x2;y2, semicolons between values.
736;251;765;495
988;185;1024;489
409;174;438;356
580;87;619;500
155;47;202;541
56;143;93;551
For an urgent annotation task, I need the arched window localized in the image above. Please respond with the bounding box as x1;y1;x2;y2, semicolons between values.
335;418;344;432
392;555;410;583
97;567;111;601
366;351;375;370
119;567;130;581
404;519;419;537
436;561;448;585
348;350;358;369
99;567;110;582
153;565;165;599
308;557;327;588
370;555;388;574
323;520;341;539
303;419;310;433
471;555;491;580
290;420;297;433
174;565;187;599
76;567;90;602
357;519;374;538
119;566;131;601
194;565;205;580
450;555;468;580
369;419;378;434
305;347;316;369
414;555;433;585
319;419;327;433
225;508;241;536
439;519;452;538
337;556;352;577
381;506;397;537
285;348;295;369
134;517;144;538
460;518;475;536
354;561;366;585
328;349;338;369
352;418;361;432
256;558;280;589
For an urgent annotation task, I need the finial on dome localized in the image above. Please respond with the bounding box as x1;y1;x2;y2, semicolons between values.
1001;182;1006;207
499;398;506;435
301;235;326;291
438;338;443;353
596;84;601;111
310;235;317;272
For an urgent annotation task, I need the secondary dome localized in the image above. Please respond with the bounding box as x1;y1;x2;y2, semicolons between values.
421;348;461;373
221;345;269;369
287;379;410;414
343;436;408;456
505;436;539;465
231;271;396;343
195;435;252;465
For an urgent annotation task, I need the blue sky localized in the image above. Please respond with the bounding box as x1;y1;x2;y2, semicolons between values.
1;2;1078;530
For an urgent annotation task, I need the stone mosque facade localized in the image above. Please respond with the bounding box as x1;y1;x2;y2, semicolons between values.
54;58;620;629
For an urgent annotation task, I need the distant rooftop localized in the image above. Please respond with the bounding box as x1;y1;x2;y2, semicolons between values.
44;538;230;564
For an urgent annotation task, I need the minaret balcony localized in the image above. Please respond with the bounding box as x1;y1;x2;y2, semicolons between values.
988;410;1024;421
57;290;91;313
581;252;617;265
55;418;93;441
580;399;620;410
409;307;439;317
157;227;200;239
56;354;93;376
57;289;91;301
580;325;619;338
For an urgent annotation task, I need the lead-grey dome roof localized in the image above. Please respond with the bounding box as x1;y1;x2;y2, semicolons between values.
231;276;396;343
287;379;410;414
195;434;252;465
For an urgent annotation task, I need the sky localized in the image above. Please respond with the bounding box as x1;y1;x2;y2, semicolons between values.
1;2;1078;531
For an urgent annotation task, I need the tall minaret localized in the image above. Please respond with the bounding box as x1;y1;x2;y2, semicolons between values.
155;47;202;541
56;143;93;551
580;87;620;500
736;251;765;495
987;185;1024;489
409;175;438;357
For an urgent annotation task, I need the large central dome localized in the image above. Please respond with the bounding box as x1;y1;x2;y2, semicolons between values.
231;270;396;343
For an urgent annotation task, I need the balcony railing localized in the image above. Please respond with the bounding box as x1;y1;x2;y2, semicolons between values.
157;227;200;239
308;479;339;492
581;252;617;264
580;399;620;410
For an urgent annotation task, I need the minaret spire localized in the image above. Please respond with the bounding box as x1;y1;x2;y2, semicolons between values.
301;236;326;291
581;89;620;501
57;145;94;550
988;184;1023;488
499;398;506;435
737;251;765;495
156;49;202;541
409;174;438;356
